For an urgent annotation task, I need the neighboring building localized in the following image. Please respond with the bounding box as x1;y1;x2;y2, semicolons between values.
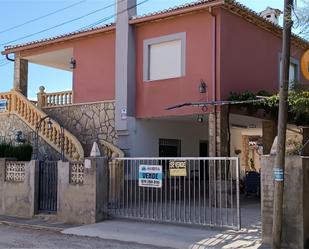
259;7;282;25
0;0;308;173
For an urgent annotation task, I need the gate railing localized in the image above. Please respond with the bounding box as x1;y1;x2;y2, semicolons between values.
108;157;240;229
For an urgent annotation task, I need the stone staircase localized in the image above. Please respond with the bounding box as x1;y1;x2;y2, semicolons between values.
0;90;124;161
0;90;84;161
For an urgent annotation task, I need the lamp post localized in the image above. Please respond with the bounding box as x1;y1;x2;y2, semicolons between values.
34;116;52;160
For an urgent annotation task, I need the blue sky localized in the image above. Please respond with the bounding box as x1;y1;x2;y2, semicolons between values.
0;0;302;99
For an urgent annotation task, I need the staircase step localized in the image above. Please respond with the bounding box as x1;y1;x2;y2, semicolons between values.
34;214;58;222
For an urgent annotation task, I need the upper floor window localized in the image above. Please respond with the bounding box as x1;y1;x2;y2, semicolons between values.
279;56;300;89
143;32;186;82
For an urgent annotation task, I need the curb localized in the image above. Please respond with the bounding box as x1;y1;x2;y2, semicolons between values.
0;220;64;232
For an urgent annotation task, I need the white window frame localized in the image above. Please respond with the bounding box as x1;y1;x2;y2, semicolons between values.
143;32;186;82
278;54;300;89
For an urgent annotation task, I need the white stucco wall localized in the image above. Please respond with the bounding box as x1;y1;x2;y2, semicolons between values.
129;119;209;157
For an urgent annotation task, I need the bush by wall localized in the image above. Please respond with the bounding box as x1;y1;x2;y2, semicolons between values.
0;143;33;161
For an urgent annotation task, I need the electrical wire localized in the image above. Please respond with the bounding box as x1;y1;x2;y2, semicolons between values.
0;0;87;35
80;0;150;31
0;0;124;47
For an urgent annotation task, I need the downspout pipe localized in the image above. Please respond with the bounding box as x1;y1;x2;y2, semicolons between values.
6;54;14;62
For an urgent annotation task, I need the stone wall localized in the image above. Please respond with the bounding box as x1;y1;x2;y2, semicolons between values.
0;114;61;160
261;155;309;249
43;101;117;157
0;159;38;218
0;158;108;224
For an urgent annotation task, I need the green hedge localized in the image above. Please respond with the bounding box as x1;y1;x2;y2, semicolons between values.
0;143;33;161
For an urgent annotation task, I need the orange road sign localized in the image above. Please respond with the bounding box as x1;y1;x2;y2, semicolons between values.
301;50;309;80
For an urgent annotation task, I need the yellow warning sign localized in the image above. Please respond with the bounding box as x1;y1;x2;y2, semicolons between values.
169;160;187;177
301;50;309;80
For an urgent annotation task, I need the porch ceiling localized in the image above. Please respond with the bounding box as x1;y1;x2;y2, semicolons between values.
24;48;73;72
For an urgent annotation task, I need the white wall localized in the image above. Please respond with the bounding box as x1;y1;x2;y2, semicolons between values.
129;119;209;157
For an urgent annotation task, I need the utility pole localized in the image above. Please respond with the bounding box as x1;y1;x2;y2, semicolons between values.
272;0;293;248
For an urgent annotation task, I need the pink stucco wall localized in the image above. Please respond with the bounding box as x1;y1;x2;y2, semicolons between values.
219;9;309;100
20;32;116;104
135;11;217;118
73;33;115;103
19;8;308;112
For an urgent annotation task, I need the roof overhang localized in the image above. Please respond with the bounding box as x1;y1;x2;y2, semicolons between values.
1;23;115;55
24;48;73;71
130;0;224;25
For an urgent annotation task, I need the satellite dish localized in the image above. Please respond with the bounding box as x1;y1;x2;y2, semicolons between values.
301;50;309;80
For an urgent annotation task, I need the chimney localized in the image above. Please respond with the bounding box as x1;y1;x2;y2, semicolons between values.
115;0;137;132
260;7;282;25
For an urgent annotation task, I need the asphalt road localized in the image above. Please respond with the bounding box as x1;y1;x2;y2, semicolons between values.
0;224;172;249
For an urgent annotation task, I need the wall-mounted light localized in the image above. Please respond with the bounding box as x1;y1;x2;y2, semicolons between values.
199;80;206;93
69;58;76;69
197;114;204;123
15;131;26;144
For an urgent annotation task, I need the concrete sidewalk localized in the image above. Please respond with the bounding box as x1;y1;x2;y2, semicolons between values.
62;219;265;249
62;200;268;249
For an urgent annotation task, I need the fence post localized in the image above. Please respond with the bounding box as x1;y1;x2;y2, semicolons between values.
30;160;39;216
37;86;46;108
0;159;5;215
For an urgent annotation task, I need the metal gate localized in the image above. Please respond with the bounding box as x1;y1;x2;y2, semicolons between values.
108;157;240;229
38;161;58;213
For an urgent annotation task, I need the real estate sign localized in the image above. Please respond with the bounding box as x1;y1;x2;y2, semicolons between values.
169;160;187;176
0;99;8;112
139;165;162;188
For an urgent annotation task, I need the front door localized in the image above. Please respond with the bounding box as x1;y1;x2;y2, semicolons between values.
199;140;209;179
159;138;181;157
38;161;58;213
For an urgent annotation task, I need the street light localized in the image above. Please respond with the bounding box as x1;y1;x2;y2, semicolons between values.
34;116;53;160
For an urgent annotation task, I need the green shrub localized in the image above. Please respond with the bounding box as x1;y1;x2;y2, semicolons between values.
0;143;33;161
0;143;11;157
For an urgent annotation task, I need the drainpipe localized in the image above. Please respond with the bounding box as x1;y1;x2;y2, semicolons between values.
6;54;14;62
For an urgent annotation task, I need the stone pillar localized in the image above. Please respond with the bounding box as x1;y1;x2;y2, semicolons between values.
208;107;229;157
115;0;137;132
241;135;249;171
37;86;46;109
262;120;277;155
13;55;28;97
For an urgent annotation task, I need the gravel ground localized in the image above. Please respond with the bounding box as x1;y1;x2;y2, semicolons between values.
0;224;172;249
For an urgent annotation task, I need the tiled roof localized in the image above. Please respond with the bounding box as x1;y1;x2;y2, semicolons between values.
2;0;309;54
223;0;308;48
131;0;218;20
2;22;115;52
